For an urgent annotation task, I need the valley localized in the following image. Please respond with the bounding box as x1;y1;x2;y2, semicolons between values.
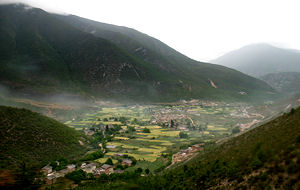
61;99;286;174
0;2;299;190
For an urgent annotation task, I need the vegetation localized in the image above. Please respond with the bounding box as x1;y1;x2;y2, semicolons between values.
0;106;87;170
65;169;87;184
81;151;104;161
142;127;151;133
50;158;69;171
75;107;300;189
0;4;278;102
232;126;240;134
105;158;113;165
179;131;188;138
261;72;300;94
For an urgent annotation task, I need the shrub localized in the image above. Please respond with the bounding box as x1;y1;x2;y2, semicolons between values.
251;156;263;169
81;151;104;161
65;169;87;184
142;128;151;133
105;158;113;165
232;127;240;134
179;132;188;138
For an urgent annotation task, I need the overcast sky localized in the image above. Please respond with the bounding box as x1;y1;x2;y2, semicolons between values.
2;0;300;62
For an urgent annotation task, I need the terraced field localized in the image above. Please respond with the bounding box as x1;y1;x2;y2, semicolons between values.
106;126;177;162
65;102;266;171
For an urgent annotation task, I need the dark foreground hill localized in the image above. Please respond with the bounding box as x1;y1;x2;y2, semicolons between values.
0;4;276;102
76;107;300;189
213;43;300;77
0;106;87;170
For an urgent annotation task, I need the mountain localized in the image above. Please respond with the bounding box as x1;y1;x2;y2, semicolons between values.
78;107;300;189
0;4;276;102
260;72;300;94
0;106;87;170
213;43;300;77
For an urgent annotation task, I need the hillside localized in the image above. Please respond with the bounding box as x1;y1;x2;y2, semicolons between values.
0;4;276;102
260;72;300;95
212;43;300;77
77;107;300;189
0;106;87;170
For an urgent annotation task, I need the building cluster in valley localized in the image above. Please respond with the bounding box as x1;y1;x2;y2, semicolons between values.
41;157;133;184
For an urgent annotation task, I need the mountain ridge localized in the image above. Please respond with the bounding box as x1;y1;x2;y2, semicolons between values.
212;43;300;77
0;4;277;102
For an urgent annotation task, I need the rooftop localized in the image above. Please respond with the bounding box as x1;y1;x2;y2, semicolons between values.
101;164;113;170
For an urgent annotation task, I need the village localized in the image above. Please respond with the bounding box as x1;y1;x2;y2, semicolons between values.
41;141;205;185
41;154;134;184
41;99;272;186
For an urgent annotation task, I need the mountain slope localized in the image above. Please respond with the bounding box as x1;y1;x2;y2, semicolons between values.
0;4;277;102
213;43;300;77
260;72;300;94
0;106;87;169
0;4;152;98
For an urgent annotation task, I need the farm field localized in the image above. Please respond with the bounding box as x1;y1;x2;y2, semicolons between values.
65;100;269;171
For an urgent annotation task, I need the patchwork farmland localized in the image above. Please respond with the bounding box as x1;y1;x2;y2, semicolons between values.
65;100;267;171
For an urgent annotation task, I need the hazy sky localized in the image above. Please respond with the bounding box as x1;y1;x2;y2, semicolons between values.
2;0;300;61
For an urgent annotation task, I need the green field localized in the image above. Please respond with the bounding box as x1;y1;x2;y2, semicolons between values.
65;102;265;171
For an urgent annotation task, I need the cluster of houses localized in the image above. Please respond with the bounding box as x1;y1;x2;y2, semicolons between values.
172;144;204;164
41;157;133;184
83;124;117;136
41;164;76;184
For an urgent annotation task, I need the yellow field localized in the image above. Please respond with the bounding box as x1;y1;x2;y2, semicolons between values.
114;136;130;140
106;152;157;162
95;158;118;164
107;142;139;149
102;121;122;125
207;125;227;131
75;128;83;130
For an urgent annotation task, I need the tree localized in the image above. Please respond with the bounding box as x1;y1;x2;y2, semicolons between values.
142;127;151;133
127;126;136;133
171;120;175;128
119;117;127;124
81;151;104;161
232;127;240;134
15;161;41;189
145;168;150;175
135;167;143;173
65;169;87;184
132;118;138;124
105;158;113;165
179;131;188;138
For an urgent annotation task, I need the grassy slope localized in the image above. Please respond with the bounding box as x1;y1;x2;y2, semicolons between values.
0;106;87;169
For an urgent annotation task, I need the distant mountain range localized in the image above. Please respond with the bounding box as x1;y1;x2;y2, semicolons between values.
260;72;300;94
0;4;276;102
212;43;300;77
